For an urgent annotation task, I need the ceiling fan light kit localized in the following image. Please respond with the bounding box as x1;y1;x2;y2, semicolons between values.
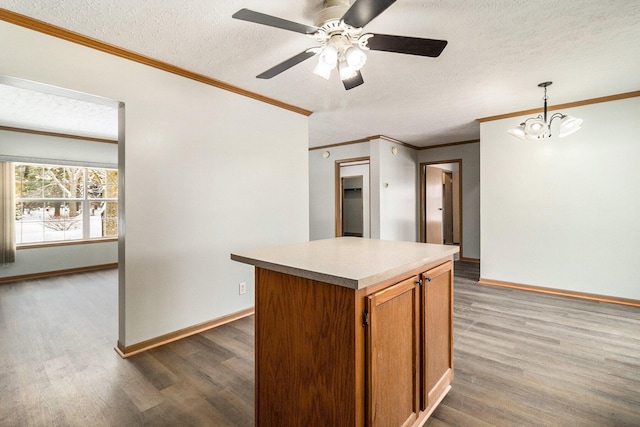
313;32;367;81
313;45;338;80
232;0;448;90
508;81;583;140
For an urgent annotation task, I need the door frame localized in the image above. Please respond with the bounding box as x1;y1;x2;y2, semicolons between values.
419;159;463;255
335;157;370;237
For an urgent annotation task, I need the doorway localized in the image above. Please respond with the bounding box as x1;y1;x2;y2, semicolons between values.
341;176;364;237
0;75;123;348
420;160;462;252
335;158;370;238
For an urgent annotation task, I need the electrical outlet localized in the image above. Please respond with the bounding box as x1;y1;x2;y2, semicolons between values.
239;282;247;295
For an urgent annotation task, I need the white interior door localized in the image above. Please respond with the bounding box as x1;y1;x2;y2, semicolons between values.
426;166;443;244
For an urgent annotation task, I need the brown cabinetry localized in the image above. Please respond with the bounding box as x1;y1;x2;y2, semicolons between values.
253;259;454;427
366;275;421;426
422;261;454;413
365;261;454;426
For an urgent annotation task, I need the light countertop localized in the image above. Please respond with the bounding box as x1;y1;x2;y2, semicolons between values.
231;237;459;290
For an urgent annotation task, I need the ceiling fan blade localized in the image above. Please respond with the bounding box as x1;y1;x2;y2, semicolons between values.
256;49;318;79
342;70;364;90
341;0;396;29
232;9;319;35
366;33;448;57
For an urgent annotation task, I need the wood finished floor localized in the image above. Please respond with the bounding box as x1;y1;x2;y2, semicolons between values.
1;263;639;426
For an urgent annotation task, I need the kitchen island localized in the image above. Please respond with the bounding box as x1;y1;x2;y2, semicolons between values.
231;237;459;427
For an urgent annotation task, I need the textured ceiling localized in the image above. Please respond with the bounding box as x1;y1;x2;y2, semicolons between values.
1;0;639;147
0;84;119;139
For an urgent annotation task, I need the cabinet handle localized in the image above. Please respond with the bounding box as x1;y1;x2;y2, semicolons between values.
425;277;432;283
416;280;423;287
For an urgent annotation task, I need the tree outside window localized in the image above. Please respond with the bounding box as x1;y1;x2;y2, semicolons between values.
15;163;117;244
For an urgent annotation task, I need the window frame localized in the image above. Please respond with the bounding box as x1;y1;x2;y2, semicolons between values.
14;162;118;247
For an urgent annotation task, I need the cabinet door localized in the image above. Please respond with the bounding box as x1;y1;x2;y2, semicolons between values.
421;261;454;410
366;275;420;427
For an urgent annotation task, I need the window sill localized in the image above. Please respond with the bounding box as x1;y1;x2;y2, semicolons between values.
17;238;118;250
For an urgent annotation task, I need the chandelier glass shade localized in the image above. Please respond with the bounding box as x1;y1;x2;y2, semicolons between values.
558;115;583;137
508;82;583;140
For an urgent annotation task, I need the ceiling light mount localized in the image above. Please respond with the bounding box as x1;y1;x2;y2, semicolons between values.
508;81;583;140
313;0;351;27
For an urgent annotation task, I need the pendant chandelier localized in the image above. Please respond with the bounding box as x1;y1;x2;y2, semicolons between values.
508;82;582;140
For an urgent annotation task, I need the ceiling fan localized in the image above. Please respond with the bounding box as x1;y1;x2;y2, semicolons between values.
232;0;448;90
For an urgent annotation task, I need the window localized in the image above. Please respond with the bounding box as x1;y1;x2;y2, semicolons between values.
14;163;117;244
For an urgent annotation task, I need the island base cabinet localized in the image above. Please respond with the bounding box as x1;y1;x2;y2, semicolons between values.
253;258;454;427
365;260;454;426
422;261;454;417
366;275;421;427
254;268;363;427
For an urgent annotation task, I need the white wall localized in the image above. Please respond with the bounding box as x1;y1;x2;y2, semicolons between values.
0;130;119;279
374;138;419;242
0;130;118;167
418;142;480;259
309;138;418;242
480;96;640;300
309;142;370;240
0;243;117;278
0;21;310;346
